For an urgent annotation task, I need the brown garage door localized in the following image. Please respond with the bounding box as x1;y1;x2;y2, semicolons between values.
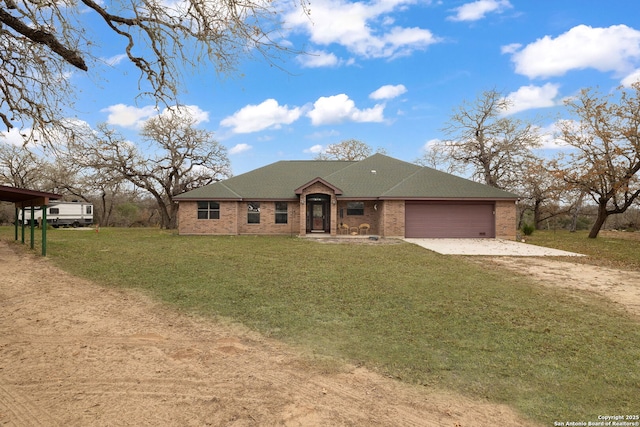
405;202;495;238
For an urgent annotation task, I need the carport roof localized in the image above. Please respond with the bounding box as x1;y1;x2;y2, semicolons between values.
0;185;61;207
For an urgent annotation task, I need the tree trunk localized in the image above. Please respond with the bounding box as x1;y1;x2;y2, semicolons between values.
533;199;542;229
159;206;172;229
588;203;608;238
99;192;109;227
570;192;584;233
168;202;179;229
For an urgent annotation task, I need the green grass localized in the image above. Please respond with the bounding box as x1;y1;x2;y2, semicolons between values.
525;230;640;270
2;226;639;425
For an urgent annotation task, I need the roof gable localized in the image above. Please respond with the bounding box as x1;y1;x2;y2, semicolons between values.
294;177;343;195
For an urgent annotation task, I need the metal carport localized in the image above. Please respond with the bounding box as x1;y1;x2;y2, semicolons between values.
0;185;61;256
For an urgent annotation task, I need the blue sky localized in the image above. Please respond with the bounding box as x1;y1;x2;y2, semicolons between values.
7;0;640;175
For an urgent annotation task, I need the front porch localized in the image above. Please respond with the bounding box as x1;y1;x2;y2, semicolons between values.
300;195;380;236
295;178;406;238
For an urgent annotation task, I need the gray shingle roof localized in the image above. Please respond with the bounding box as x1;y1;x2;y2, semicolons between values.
174;154;519;201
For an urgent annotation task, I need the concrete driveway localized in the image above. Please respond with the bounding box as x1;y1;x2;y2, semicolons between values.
403;238;584;256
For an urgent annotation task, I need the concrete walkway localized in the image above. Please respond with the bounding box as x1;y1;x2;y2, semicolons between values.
404;238;585;256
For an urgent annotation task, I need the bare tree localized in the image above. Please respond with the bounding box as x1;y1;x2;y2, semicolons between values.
0;0;304;138
0;142;44;187
89;174;132;227
552;83;640;238
315;139;384;161
421;89;541;190
72;109;231;228
516;157;581;230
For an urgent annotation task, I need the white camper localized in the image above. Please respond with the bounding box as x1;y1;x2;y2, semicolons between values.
21;201;94;228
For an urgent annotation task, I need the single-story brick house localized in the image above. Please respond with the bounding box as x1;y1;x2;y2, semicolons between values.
174;154;519;239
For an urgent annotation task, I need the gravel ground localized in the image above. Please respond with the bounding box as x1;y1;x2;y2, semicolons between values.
404;238;585;256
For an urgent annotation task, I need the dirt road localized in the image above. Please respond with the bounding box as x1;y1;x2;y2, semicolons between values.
5;240;636;426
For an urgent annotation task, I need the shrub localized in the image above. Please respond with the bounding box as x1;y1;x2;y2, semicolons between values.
521;223;535;236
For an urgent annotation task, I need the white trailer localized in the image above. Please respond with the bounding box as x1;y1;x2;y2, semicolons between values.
20;201;94;228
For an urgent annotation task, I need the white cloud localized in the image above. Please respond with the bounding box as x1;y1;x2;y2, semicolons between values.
102;54;128;67
297;50;340;68
101;104;158;128
229;143;252;154
369;84;407;100
502;83;560;115
507;24;640;79
500;43;521;55
284;0;440;60
448;0;512;22
422;138;441;151
101;104;209;128
220;99;302;134
0;128;29;147
307;94;385;125
306;130;340;140
621;69;640;87
535;122;572;150
159;105;210;125
304;144;325;154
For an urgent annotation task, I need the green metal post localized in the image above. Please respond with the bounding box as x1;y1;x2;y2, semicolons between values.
42;205;47;256
30;205;35;249
14;206;18;241
21;207;25;244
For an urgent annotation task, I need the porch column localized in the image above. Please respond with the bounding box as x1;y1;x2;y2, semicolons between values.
330;196;337;236
299;198;306;236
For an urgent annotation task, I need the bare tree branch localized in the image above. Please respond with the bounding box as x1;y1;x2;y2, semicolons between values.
0;0;306;136
552;83;640;238
0;8;87;71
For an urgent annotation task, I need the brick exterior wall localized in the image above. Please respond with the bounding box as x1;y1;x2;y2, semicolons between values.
379;200;405;238
178;197;516;239
178;201;238;235
178;200;300;235
336;200;379;235
495;200;517;240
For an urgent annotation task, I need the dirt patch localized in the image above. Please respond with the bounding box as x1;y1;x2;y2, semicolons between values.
479;257;640;319
0;241;538;427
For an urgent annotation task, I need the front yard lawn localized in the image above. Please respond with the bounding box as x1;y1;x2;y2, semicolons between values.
2;227;639;425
